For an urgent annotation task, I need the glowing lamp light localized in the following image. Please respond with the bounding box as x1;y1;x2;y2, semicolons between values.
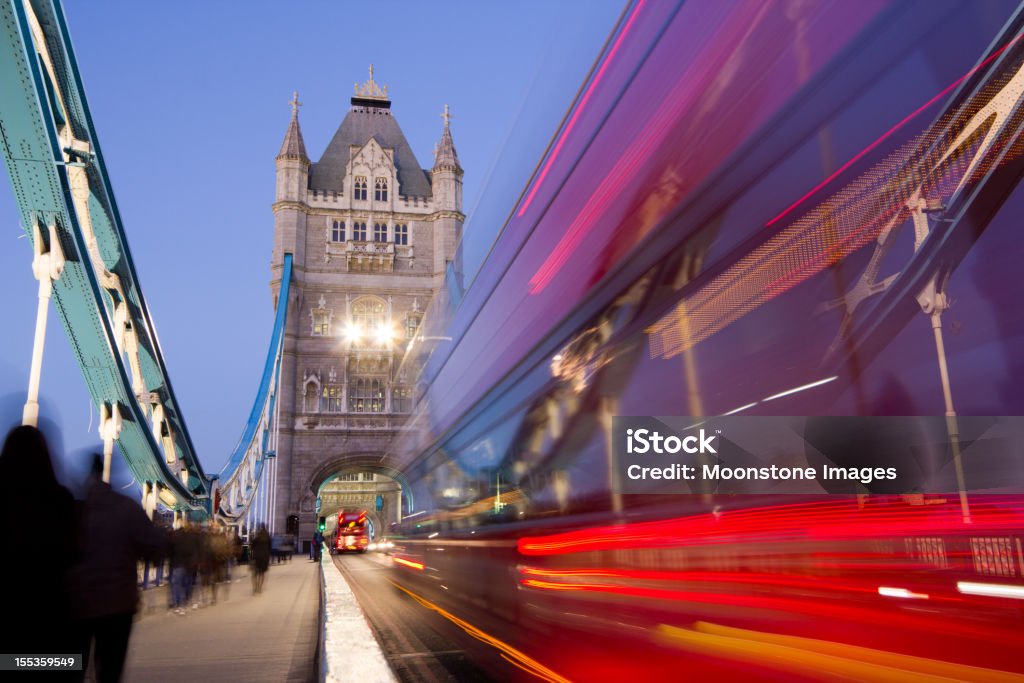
343;321;363;344
374;321;397;346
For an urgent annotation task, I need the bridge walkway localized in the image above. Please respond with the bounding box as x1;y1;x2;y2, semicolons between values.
123;558;320;682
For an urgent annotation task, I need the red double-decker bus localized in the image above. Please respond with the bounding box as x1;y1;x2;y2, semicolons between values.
332;511;369;554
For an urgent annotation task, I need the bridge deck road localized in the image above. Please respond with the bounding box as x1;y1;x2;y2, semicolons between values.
123;559;320;682
331;552;513;682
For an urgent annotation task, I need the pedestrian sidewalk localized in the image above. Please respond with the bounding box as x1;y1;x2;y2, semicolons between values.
136;555;301;616
125;557;320;682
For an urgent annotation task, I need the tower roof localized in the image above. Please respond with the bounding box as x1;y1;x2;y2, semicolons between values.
433;103;462;173
309;67;432;197
277;92;308;161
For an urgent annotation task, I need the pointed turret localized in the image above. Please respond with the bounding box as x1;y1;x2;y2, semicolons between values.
432;104;462;174
277;91;309;161
430;103;465;289
431;104;463;216
274;91;310;268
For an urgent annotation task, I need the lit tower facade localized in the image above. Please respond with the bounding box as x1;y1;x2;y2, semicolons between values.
269;68;463;542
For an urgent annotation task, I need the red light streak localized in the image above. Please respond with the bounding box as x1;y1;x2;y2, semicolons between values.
516;0;647;219
520;567;891;595
765;31;1024;229
518;566;968;605
517;498;1024;556
519;577;1016;645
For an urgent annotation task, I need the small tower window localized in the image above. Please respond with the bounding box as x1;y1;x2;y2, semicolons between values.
405;314;420;339
312;311;330;336
394;224;408;245
320;385;343;413
352;221;367;241
331;220;345;243
374;223;387;242
354;176;368;201
375;177;388;202
393;386;412;413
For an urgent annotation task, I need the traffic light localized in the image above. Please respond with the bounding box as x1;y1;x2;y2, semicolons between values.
317;516;326;532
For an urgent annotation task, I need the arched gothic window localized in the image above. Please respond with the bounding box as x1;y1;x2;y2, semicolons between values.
373;223;387;242
375;177;388;202
352;296;386;328
354;176;368;201
349;378;385;413
351;221;367;241
331;220;345;242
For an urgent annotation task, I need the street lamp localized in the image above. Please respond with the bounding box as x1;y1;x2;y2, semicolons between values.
374;321;397;346
342;321;363;344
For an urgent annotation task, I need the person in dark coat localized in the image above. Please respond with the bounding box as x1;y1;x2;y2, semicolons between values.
0;425;77;656
250;524;271;594
312;529;324;561
169;527;197;613
71;455;168;682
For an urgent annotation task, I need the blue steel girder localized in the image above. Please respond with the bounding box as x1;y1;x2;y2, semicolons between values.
0;0;213;510
215;254;292;524
1;1;293;520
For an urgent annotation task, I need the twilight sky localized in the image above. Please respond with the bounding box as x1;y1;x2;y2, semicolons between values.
0;1;624;486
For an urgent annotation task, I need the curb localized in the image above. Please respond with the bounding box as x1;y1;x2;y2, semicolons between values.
319;554;396;683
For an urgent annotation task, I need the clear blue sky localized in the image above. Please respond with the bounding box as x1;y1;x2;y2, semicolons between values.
0;1;624;485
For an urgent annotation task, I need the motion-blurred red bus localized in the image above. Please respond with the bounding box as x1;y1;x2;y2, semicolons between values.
332;511;369;554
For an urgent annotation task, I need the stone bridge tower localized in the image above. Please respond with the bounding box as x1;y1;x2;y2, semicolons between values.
268;68;463;542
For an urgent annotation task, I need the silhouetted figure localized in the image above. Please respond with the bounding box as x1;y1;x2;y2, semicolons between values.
71;455;167;682
230;529;243;575
169;527;197;613
250;524;271;594
313;529;324;562
210;528;233;600
0;425;77;656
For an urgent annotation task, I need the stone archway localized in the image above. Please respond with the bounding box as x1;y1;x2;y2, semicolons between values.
306;453;414;512
284;451;413;549
305;453;413;541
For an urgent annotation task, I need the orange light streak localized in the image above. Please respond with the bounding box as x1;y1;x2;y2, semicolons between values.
392;556;425;570
388;579;572;683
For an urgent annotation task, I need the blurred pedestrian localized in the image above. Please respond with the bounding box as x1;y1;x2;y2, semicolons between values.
168;527;195;614
0;425;77;656
313;529;323;562
212;528;233;598
71;454;167;682
228;528;242;578
198;527;216;605
250;524;271;594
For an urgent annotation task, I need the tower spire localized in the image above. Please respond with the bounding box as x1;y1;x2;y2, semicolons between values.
278;90;308;161
433;103;461;173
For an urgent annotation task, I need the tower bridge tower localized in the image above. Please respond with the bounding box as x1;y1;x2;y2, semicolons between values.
269;68;463;542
